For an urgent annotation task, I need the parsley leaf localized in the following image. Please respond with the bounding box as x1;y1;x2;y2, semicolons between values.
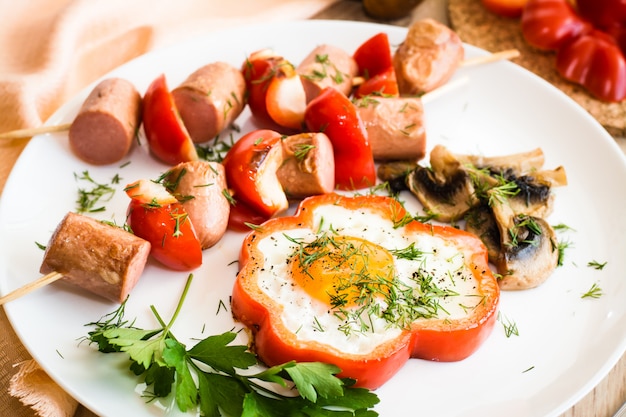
84;274;380;416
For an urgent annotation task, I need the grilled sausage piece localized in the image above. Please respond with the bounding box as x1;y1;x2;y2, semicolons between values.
297;44;358;103
39;212;151;303
393;18;464;95
172;62;246;143
277;132;335;198
69;78;142;165
165;160;230;249
357;97;426;161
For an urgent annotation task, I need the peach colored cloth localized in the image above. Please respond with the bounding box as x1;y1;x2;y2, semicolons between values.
0;0;338;134
0;2;336;416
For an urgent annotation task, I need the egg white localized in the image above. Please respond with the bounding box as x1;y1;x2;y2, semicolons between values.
255;204;483;355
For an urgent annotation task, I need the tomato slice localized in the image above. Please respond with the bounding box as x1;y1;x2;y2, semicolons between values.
222;129;288;218
125;179;202;271
354;67;399;98
227;200;271;232
142;74;198;165
353;32;394;78
304;87;376;190
242;50;283;125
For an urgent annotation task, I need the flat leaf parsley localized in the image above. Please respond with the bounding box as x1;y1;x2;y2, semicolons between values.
84;274;379;416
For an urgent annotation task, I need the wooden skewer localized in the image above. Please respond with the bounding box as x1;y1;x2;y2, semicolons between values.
352;48;520;87
0;123;72;141
459;49;520;68
0;271;64;306
1;50;519;141
421;76;469;105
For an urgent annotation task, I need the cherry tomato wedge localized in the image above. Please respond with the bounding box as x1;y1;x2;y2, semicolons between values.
354;67;399;98
222;129;288;218
353;32;394;78
127;199;202;271
227;200;271;232
304;87;376;190
142;74;198;165
125;179;202;271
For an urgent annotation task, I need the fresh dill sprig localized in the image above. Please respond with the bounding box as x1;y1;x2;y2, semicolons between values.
74;170;116;213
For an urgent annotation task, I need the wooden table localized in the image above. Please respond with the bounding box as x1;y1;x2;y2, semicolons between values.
0;1;624;416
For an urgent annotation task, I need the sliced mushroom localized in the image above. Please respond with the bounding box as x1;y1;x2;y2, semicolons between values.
406;145;478;222
455;148;546;176
463;161;567;220
464;204;502;262
490;199;559;290
377;160;418;193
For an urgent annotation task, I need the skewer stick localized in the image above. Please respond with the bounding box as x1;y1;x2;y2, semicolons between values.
1;50;519;141
459;49;520;68
0;271;64;306
420;76;469;105
351;48;520;88
0;123;72;140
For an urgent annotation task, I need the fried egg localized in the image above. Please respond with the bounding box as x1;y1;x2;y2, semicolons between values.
254;203;484;355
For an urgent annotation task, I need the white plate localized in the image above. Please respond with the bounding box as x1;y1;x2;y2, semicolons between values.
1;20;625;417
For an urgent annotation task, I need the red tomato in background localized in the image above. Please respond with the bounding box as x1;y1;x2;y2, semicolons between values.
481;0;528;18
577;0;626;31
556;29;626;102
577;0;626;54
521;0;592;50
127;199;203;271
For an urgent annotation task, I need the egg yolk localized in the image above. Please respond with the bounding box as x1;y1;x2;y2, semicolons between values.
289;235;395;308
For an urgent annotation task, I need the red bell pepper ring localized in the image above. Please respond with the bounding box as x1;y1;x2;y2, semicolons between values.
231;193;500;389
556;29;626;102
521;0;592;51
222;129;288;219
304;87;376;190
142;74;198;166
125;179;202;271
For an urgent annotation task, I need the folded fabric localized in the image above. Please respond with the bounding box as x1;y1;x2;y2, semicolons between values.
0;0;338;134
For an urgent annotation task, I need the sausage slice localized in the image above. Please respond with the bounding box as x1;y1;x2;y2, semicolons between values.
165;161;230;249
277;132;335;198
297;44;358;102
69;78;142;165
356;97;426;161
393;18;464;95
39;212;151;303
172;62;246;143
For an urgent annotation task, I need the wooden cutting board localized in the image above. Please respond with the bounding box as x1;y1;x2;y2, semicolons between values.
448;0;626;137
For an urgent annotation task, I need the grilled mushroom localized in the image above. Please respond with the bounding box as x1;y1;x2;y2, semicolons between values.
377;160;417;193
490;200;559;290
455;147;546;176
465;204;502;262
406;145;479;222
